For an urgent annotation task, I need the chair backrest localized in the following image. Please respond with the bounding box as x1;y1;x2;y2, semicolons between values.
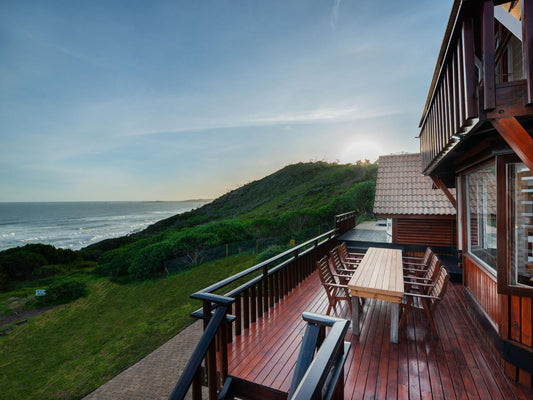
427;267;450;310
423;254;441;283
422;247;434;266
338;242;351;259
329;247;346;274
317;256;336;286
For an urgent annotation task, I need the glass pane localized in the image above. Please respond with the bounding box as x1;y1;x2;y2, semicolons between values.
510;163;533;287
466;164;497;272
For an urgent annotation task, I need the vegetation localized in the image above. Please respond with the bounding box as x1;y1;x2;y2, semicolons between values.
0;160;378;399
82;160;377;281
0;254;257;400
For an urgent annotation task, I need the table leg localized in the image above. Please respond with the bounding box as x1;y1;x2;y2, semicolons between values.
351;296;360;335
390;303;399;343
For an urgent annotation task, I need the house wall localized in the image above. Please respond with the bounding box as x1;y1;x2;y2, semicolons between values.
391;216;456;247
457;151;533;387
463;255;499;326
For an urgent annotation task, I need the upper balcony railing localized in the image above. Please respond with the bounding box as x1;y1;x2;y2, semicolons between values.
419;0;533;173
169;212;357;400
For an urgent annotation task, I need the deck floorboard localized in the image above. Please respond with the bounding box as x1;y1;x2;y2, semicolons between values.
226;272;533;399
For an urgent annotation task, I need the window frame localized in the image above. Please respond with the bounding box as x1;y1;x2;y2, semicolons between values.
498;154;533;296
464;159;498;278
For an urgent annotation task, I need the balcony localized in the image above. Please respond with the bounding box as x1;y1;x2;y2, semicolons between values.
170;214;532;400
419;0;533;175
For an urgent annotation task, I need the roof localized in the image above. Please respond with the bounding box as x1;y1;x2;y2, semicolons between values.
373;153;456;217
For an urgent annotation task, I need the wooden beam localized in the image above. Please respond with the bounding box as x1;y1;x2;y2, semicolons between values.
462;17;477;119
483;1;496;110
491;117;533;172
430;176;457;210
523;0;533;104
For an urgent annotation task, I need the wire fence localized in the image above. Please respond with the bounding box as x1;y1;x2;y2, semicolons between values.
164;223;334;275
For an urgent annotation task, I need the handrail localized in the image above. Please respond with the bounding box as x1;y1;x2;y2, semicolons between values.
192;228;337;301
176;212;357;400
289;312;351;400
168;305;229;400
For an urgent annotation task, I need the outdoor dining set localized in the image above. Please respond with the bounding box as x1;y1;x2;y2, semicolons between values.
317;243;450;343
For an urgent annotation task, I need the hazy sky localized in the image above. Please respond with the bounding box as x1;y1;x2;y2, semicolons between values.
1;0;453;201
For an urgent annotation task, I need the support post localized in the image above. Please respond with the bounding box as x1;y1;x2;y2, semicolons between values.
492;117;533;172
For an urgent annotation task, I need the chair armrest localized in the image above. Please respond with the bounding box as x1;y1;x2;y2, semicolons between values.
404;292;439;300
403;267;429;273
404;276;432;282
403;262;427;268
336;268;354;274
322;282;350;289
402;256;423;262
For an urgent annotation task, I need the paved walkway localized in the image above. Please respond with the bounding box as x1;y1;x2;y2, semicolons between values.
83;320;203;400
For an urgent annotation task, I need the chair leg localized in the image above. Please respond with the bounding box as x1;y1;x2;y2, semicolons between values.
422;300;438;336
398;298;413;330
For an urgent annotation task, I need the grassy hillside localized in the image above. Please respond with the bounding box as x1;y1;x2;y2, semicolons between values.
0;254;257;400
76;161;376;281
141;161;377;234
0;160;377;399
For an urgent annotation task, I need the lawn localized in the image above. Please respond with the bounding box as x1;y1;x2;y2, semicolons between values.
0;254;257;400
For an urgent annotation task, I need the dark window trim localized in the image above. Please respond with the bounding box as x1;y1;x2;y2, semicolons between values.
463;159;498;277
497;154;533;297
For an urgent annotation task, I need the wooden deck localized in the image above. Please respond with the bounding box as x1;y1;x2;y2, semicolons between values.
227;272;533;400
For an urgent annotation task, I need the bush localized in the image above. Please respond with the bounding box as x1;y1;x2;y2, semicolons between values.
128;241;174;280
256;244;291;262
42;279;86;305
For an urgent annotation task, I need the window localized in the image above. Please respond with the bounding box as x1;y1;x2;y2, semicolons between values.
509;163;533;288
466;164;497;273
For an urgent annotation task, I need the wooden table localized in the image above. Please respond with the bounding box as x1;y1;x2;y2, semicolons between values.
347;247;404;343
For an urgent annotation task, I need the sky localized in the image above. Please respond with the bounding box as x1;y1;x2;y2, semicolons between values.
0;0;454;202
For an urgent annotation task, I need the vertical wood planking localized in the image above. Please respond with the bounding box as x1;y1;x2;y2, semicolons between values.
457;36;466;128
482;1;496;110
510;296;521;342
523;0;533;104
462;17;477;120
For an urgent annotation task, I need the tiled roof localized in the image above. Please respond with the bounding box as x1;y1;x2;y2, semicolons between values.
373;153;456;216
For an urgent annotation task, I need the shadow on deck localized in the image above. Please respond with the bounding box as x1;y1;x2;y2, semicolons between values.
227;272;532;400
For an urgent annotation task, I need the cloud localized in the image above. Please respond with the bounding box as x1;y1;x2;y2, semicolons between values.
330;0;342;30
126;105;399;137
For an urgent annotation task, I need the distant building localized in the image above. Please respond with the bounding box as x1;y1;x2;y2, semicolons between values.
373;153;456;248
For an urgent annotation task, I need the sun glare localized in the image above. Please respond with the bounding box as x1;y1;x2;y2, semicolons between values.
338;140;382;164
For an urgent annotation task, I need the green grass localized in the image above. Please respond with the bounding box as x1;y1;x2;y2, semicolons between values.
0;254;257;400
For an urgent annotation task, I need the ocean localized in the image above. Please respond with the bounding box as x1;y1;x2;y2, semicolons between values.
0;201;209;252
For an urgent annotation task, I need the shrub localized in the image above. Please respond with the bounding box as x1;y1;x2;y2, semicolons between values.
128;241;174;280
43;279;87;304
256;244;291;262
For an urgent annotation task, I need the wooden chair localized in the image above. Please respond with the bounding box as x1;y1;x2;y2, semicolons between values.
403;253;440;294
403;247;433;273
329;247;355;284
338;242;365;263
316;256;352;315
399;266;450;337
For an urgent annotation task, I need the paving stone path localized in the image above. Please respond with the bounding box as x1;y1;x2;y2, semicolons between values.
83;320;203;400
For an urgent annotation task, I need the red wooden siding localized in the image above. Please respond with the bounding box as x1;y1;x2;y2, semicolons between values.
392;216;456;247
463;255;499;325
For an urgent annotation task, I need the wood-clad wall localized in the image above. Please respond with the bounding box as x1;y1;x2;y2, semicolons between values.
392;216;456;247
502;294;533;386
464;255;533;387
463;255;499;324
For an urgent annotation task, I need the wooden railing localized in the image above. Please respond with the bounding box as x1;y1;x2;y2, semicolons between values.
288;312;350;400
335;211;356;234
171;212;356;400
419;6;478;172
419;0;533;173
